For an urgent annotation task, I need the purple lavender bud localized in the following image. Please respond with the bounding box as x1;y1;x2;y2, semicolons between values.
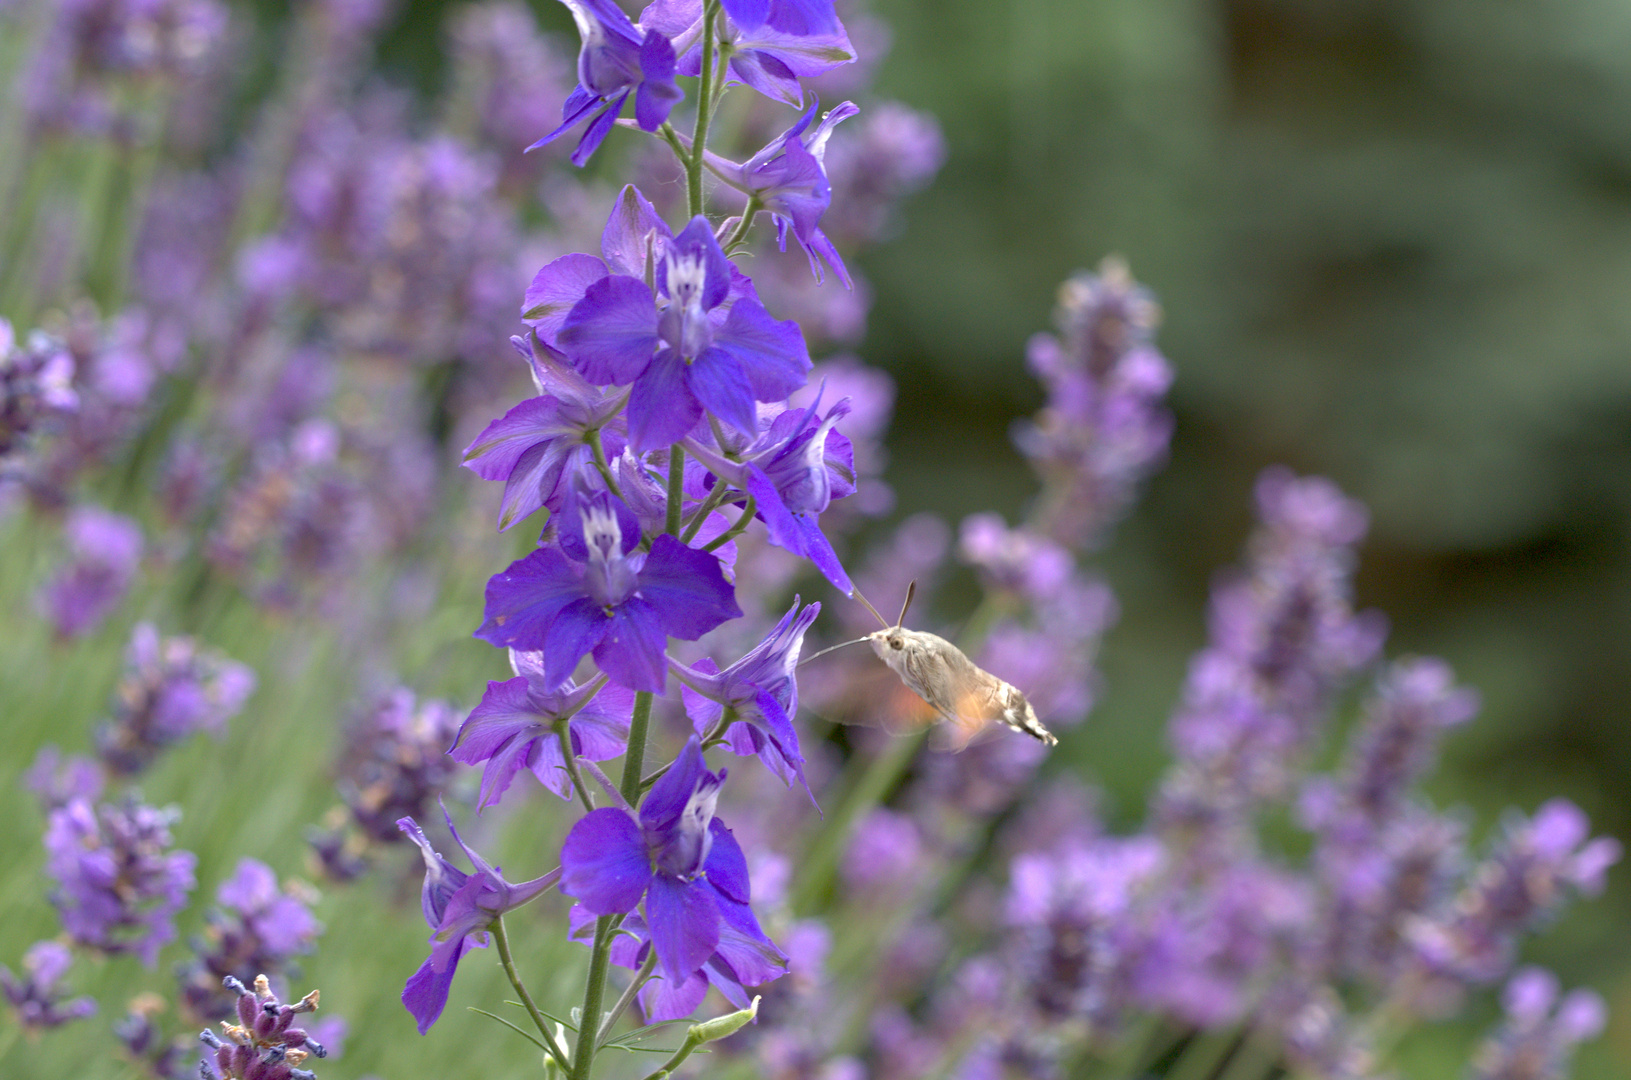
333;688;461;844
203;975;326;1080
44;796;197;966
24;744;105;811
958;515;1074;601
1410;800;1620;983
97;623;256;775
1470;967;1606;1080
0;323;77;463
36;504;142;638
1339;658;1478;826
0;940;97;1029
178;860;322;1022
1014;259;1175;548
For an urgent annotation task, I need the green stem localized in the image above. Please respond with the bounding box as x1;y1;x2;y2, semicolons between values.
723;197;760;252
664;444;685;536
1214;1029;1281;1080
555;719;596;813
701;495;754;552
679;481;731;543
622;690;655;806
599;948;659;1046
686;0;722;218
589;428;622;496
1165;1027;1243;1080
492;918;572;1070
570;915;619;1080
657;122;690;168
639;1027;705;1080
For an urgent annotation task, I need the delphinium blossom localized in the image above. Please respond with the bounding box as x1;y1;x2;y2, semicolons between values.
0;941;97;1031
177;859;324;1022
37;505;144;638
43;796;197;966
96;622;257;776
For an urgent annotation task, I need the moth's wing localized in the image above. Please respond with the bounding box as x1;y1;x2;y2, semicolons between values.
927;665;1013;752
823;662;939;737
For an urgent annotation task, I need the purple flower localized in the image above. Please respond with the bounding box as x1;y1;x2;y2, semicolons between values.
701;100;858;285
684;393;855;591
475;485;741;692
717;0;840;36
397;809;561;1034
673;598;820;789
24;744;104;811
643;0;854;108
96;622;257;776
44;797;197;966
842;809;925;897
560;738;780;986
568;901;788;1022
449;657;634;808
179;860;323;1022
37;505;143;638
332;688;461;844
1;941;97;1030
555;214;811;451
528;0;682;166
200;974;328;1080
0;321;77;460
1470;967;1606;1080
461;339;629;532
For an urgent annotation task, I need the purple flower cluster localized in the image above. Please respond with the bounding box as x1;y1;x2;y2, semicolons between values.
199;975;329;1080
44;796;197;966
1;941;97;1030
96;622;257;776
178;860;324;1022
37;503;143;638
0;321;78;467
1470;967;1606;1080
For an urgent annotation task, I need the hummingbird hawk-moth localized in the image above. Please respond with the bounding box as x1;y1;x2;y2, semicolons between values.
806;582;1058;750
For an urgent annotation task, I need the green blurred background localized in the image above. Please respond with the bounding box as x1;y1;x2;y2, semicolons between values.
5;0;1631;1075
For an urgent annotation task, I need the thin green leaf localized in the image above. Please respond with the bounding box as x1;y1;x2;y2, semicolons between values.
467;1008;551;1055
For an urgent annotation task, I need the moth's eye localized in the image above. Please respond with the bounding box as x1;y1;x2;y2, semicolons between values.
890;638;903;650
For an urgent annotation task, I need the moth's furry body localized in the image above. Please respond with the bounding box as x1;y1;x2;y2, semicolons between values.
866;626;1058;748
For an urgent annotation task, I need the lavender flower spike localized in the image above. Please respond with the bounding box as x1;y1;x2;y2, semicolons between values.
556;214;812;451
397;808;562;1034
673;597;820;791
449;655;634;809
529;0;682;166
1;941;97;1029
1471;967;1607;1080
203;974;327;1080
179;859;323;1022
700;99;859;285
38;505;143;639
560;738;779;986
475;484;741;692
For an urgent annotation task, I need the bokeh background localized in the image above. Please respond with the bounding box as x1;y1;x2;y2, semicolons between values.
3;0;1630;1076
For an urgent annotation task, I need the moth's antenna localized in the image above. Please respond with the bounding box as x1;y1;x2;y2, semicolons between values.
895;580;917;628
798;637;871;667
850;585;891;629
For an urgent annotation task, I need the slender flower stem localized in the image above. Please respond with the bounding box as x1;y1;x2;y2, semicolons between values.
638;1026;705;1080
571;914;618;1080
702;495;755;552
679;481;732;543
492;917;572;1070
686;0;722;218
665;444;686;536
589;428;622;497
555;719;596;813
723;197;761;252
658;122;690;167
599;949;659;1046
622;690;655;806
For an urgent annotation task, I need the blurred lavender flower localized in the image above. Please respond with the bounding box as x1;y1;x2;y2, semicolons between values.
0;941;97;1030
37;504;143;638
1015;258;1175;548
333;688;462;844
819;101;944;247
1470;968;1606;1080
44;796;197;966
0;323;78;468
199;974;328;1080
96;622;256;775
25;744;106;811
445;3;574;181
178;859;323;1022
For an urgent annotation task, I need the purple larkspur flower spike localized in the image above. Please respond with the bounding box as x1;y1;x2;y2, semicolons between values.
556;214;811;451
529;1;682;166
397;808;561;1034
475;484;741;692
450;660;634;808
561;737;779;985
685;391;856;592
672;597;819;791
